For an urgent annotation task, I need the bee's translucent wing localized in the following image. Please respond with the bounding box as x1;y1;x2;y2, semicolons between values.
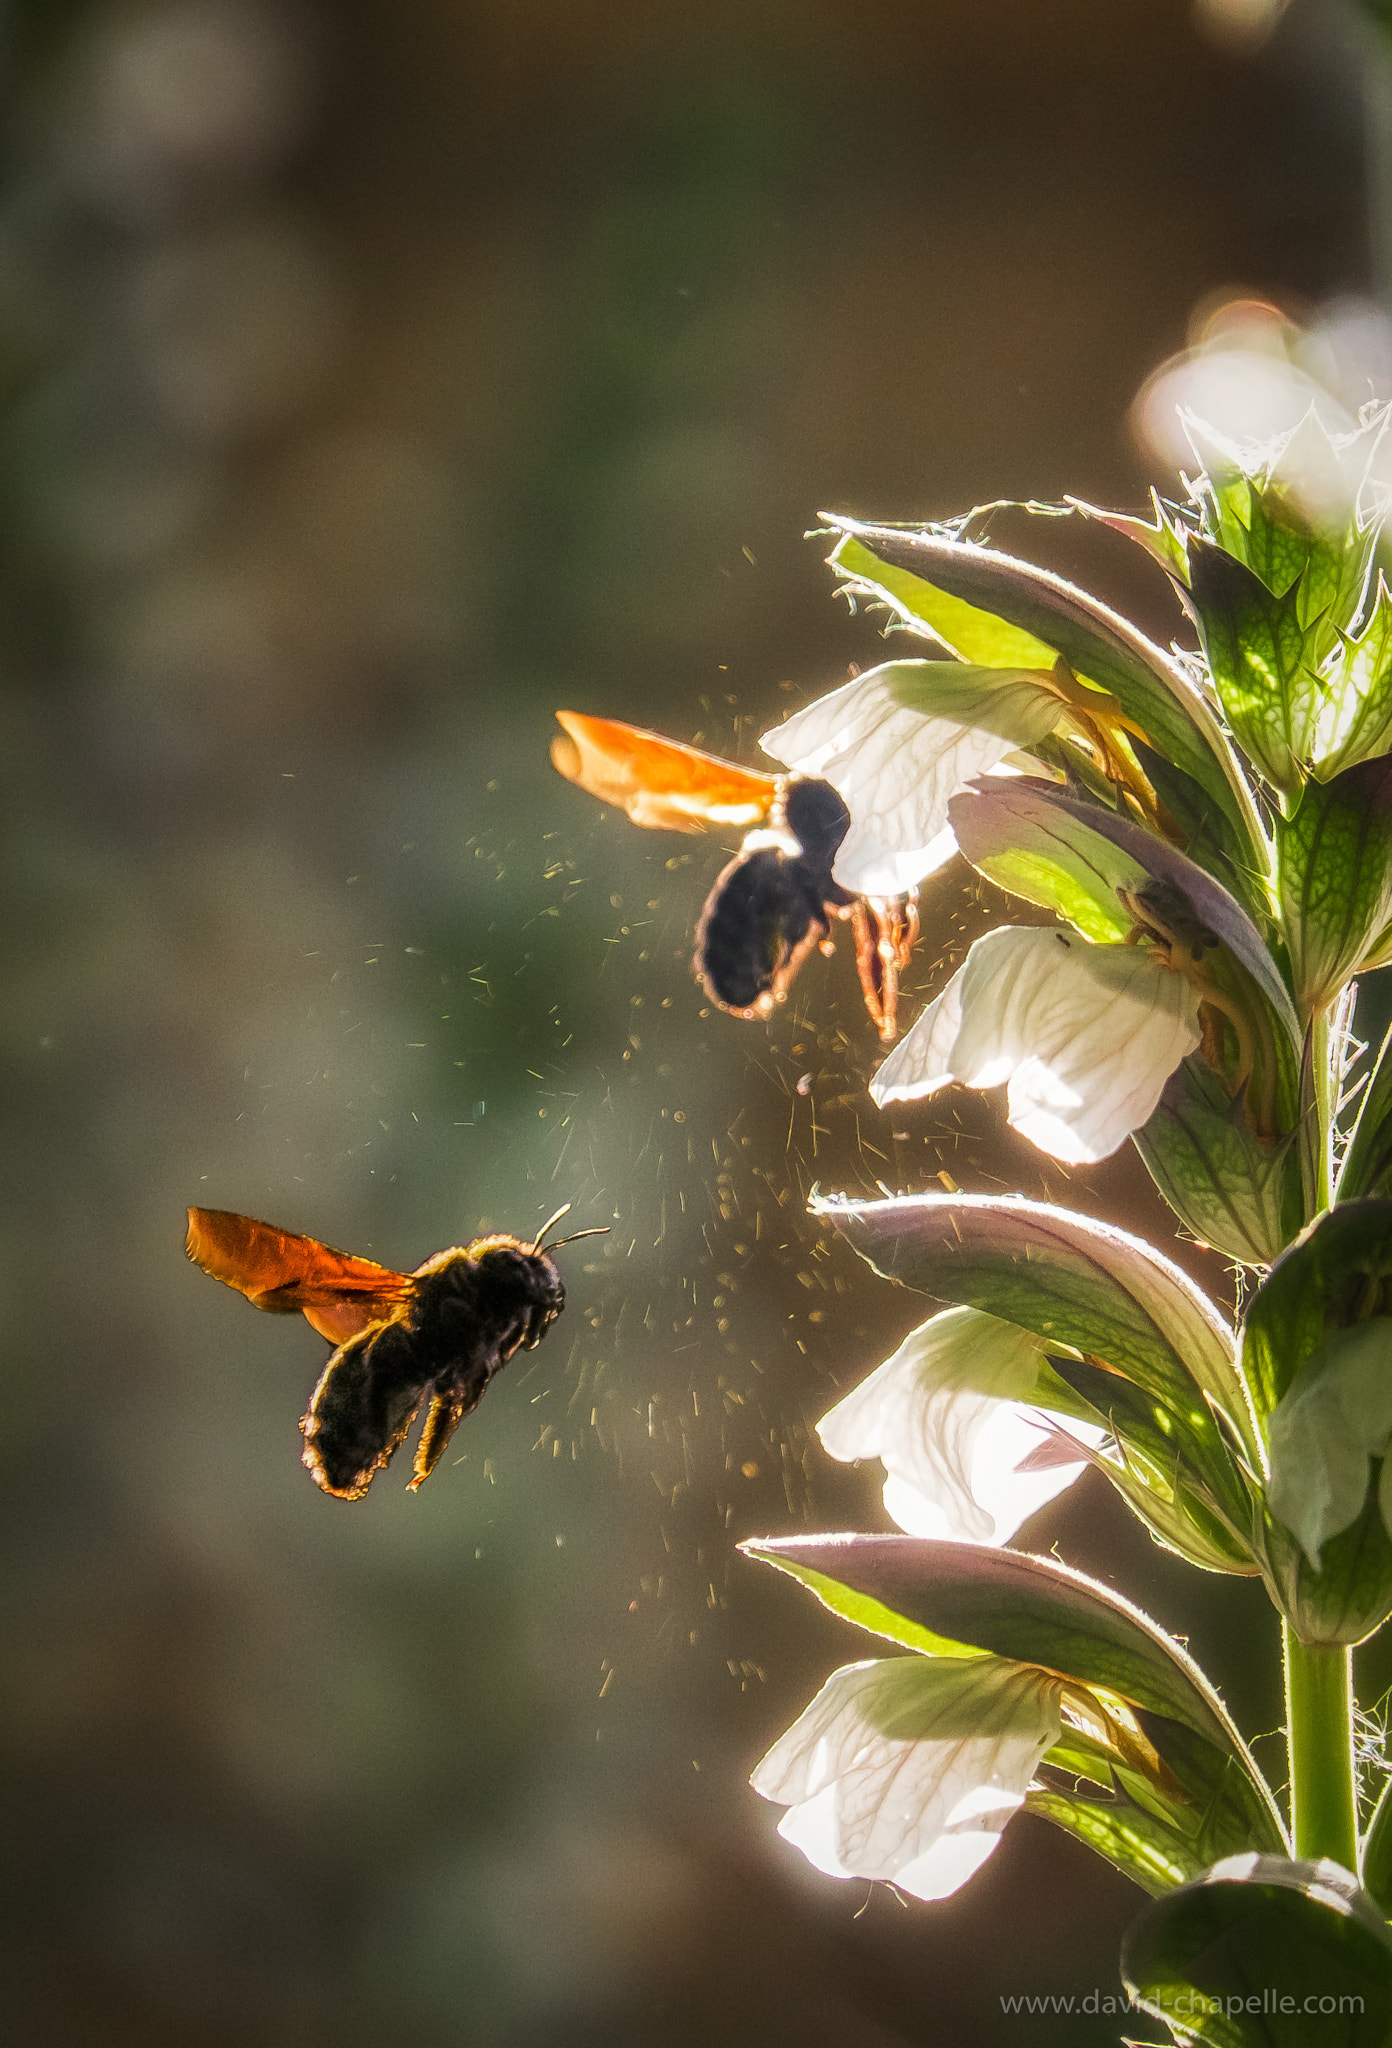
552;710;779;834
185;1207;411;1342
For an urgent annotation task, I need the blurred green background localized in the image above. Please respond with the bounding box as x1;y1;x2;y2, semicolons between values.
0;1;1380;2042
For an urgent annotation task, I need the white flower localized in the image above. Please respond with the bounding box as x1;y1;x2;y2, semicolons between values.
818;1306;1106;1543
1266;1322;1392;1566
760;660;1062;896
871;925;1203;1163
752;1655;1062;1900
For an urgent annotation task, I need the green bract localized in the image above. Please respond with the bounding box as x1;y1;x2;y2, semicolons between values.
813;1189;1259;1573
1267;1323;1392;1568
1277;758;1392;1018
1339;1024;1392;1203
1133;1055;1304;1268
1122;1856;1392;2047
811;1190;1253;1456
1237;1204;1392;1644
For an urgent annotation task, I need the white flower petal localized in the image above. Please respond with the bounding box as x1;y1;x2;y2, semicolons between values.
871;925;1202;1163
760;662;1060;894
752;1657;1062;1901
818;1306;1104;1543
832;819;959;897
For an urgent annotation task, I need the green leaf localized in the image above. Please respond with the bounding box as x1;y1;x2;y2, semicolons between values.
1240;1203;1392;1644
1277;758;1392;1018
1337;1024;1392;1203
829;530;1060;669
825;519;1268;869
1239;1200;1392;1424
1133;1055;1304;1269
1266;1323;1392;1565
1032;1714;1286;1895
1069;490;1194;586
1186;415;1371;651
1314;575;1392;779
1131;735;1271;925
812;1189;1256;1471
1187;538;1319;797
741;1533;1285;1850
1121;1854;1392;2046
1047;1351;1256;1574
1361;1775;1392;1917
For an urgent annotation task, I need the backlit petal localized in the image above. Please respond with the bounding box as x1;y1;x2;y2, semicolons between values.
760;662;1061;894
818;1306;1104;1542
832;819;959;897
871;925;1202;1163
752;1657;1062;1901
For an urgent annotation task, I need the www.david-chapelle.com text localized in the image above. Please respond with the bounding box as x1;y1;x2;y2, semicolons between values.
999;1988;1365;2021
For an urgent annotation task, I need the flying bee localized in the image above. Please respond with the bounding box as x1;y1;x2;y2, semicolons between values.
185;1203;604;1500
550;710;919;1039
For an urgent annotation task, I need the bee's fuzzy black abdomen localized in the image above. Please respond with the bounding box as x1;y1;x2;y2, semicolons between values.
300;1314;426;1498
694;849;820;1011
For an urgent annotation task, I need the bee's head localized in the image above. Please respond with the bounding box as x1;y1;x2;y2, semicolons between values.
784;777;851;869
471;1237;566;1342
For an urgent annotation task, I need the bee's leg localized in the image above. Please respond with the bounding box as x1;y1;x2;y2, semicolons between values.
883;891;920;1038
851;893;920;1041
410;1388;473;1490
409;1320;527;1491
522;1296;563;1349
850;900;889;1037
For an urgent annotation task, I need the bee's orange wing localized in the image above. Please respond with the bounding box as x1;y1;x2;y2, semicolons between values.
185;1208;412;1343
551;711;779;834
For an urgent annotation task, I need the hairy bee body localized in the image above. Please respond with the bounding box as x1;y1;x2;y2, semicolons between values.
695;779;855;1013
552;711;916;1037
301;1237;564;1499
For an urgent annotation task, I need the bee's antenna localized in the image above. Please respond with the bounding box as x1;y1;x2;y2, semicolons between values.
532;1204;610;1255
545;1226;610;1252
531;1204;572;1252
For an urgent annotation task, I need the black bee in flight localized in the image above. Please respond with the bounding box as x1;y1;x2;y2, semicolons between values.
551;711;918;1040
186;1204;603;1499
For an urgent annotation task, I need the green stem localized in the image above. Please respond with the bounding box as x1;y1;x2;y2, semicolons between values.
1310;1005;1334;1213
1283;1623;1358;1869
